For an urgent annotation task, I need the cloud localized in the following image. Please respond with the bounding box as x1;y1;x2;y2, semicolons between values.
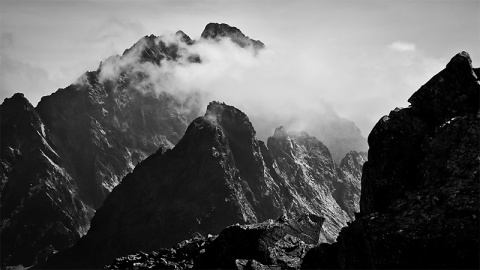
0;32;14;49
387;41;417;52
75;30;448;149
79;32;357;146
0;54;54;105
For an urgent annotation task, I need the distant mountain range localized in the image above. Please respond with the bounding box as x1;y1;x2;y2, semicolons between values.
50;52;478;270
0;23;367;268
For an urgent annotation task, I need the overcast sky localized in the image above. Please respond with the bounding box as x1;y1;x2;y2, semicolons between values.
1;0;479;136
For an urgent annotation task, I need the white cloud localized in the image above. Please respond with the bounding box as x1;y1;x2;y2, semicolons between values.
388;41;417;52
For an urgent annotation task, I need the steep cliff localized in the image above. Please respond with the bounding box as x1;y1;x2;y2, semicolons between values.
303;52;479;269
0;94;91;267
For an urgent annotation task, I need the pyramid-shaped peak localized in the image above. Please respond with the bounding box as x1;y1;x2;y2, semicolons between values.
201;23;244;39
201;23;265;49
446;51;473;73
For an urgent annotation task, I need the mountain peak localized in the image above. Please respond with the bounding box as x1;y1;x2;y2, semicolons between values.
1;93;34;114
205;101;256;137
201;22;265;49
201;23;243;38
175;30;194;44
407;50;479;124
446;51;473;72
272;126;288;139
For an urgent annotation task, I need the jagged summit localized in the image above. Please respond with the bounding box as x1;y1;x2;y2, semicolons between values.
446;51;473;72
204;101;256;137
272;126;288;139
201;22;265;49
408;51;479;124
175;30;194;44
1;93;33;116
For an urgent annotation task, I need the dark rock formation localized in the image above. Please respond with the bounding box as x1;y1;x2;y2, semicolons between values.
201;22;265;50
106;214;323;269
43;102;365;269
302;52;479;269
0;94;91;267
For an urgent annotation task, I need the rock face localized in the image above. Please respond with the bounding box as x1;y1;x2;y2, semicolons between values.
43;102;365;269
266;128;359;241
303;52;479;269
0;94;91;266
201;22;265;50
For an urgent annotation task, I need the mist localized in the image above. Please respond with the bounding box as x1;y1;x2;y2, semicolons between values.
90;31;371;151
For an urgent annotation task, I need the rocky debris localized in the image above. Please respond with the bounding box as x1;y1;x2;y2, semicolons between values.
43;102;365;269
201;22;265;50
105;214;323;270
305;52;479;268
0;94;91;267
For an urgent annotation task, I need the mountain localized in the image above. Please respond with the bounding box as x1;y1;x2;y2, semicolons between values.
43;101;365;269
1;22;366;267
251;104;368;164
95;51;477;270
201;23;265;50
0;94;91;266
302;52;479;269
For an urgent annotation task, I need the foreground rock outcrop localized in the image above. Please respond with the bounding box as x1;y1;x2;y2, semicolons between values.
302;52;479;269
106;214;322;270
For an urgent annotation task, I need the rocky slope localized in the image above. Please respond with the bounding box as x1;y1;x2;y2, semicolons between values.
43;102;365;269
0;94;91;266
302;52;479;269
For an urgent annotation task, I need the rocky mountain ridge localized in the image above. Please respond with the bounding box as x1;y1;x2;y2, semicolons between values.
1;23;366;268
0;23;263;267
72;51;478;269
42;101;365;269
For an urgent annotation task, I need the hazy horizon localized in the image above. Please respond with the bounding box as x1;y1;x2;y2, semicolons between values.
1;0;479;137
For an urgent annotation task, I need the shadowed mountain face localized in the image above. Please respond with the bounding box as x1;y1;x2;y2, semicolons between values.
43;102;365;269
302;52;479;269
0;94;91;266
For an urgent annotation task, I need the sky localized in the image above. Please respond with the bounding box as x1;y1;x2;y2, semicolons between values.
1;0;479;137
